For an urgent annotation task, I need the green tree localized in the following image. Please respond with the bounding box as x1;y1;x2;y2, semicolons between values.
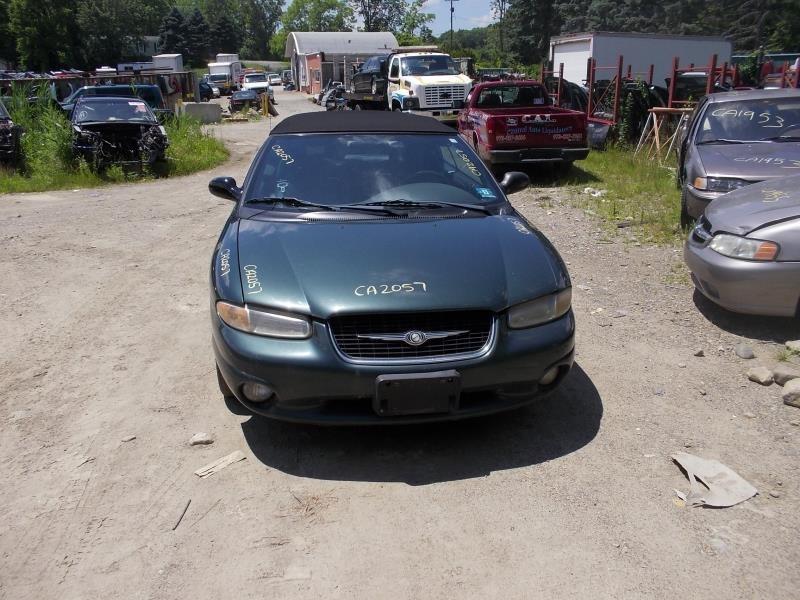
158;7;188;55
350;0;405;32
240;0;282;59
10;0;81;70
209;13;242;55
0;0;17;66
282;0;354;30
76;0;137;67
185;8;211;66
397;0;434;44
507;0;559;66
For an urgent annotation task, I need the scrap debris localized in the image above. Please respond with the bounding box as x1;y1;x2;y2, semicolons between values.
672;451;757;508
173;499;191;531
194;450;246;478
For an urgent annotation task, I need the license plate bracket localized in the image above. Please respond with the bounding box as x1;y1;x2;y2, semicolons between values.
374;370;460;416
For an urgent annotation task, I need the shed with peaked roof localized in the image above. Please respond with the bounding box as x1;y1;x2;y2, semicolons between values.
284;31;398;94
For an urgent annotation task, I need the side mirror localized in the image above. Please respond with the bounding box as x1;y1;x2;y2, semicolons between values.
209;176;241;201
499;171;530;195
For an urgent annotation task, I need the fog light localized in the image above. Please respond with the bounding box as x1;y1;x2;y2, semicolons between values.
539;367;559;386
242;382;273;403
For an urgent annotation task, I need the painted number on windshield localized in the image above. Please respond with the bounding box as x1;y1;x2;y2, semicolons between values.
711;108;785;128
271;144;295;165
454;149;481;176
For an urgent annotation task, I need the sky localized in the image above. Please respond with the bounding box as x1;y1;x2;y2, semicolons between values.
423;0;496;36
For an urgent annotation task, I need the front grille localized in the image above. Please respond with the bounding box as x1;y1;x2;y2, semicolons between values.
329;311;494;362
423;85;466;107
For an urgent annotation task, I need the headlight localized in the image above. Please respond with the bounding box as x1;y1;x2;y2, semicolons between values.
508;288;572;329
693;177;749;193
216;301;311;338
708;234;779;261
403;96;419;110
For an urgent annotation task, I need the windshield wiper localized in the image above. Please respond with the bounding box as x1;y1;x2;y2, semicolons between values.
759;135;800;142
244;196;400;215
244;196;338;211
347;199;492;215
695;139;749;145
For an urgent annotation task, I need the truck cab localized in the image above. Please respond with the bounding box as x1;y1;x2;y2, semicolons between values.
386;49;473;123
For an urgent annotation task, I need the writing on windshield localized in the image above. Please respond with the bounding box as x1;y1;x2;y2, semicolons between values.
697;98;800;143
74;101;155;123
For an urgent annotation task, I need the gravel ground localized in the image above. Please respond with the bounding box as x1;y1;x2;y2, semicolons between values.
1;87;799;599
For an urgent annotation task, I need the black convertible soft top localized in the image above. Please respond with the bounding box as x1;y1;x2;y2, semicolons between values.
271;111;455;135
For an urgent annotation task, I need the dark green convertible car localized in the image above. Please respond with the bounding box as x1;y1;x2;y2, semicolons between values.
209;112;574;424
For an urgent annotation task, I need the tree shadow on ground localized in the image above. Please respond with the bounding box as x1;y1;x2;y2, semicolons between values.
240;364;602;486
693;289;800;343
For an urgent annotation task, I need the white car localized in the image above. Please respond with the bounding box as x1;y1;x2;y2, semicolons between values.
267;73;282;86
242;73;274;102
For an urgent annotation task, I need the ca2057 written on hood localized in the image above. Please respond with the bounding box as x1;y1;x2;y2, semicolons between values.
230;215;569;319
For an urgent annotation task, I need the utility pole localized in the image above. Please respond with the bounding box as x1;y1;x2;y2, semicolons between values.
449;0;459;51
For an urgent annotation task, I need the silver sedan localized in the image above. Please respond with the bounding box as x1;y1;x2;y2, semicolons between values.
684;174;800;317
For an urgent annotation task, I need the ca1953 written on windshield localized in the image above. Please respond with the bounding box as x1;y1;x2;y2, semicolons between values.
710;108;784;128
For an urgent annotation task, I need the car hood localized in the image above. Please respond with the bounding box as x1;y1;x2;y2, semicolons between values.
698;142;800;180
243;82;270;90
234;215;567;319
706;174;800;235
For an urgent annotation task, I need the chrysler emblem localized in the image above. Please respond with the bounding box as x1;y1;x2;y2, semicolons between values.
357;330;469;346
404;330;427;346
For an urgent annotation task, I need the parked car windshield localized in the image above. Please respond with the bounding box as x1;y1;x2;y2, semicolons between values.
476;85;550;107
401;55;459;76
64;86;162;108
0;101;9;119
696;97;800;143
246;134;503;207
208;74;228;82
73;100;156;123
245;73;267;82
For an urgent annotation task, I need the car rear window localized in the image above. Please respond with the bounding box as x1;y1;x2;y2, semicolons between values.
476;85;549;108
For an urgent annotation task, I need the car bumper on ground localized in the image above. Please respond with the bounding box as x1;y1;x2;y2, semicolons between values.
684;185;723;219
487;147;590;165
684;233;800;317
213;310;576;424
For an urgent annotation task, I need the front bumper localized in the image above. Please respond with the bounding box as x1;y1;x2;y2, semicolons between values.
405;108;461;123
684;231;800;317
684;185;722;219
487;147;590;165
213;311;576;424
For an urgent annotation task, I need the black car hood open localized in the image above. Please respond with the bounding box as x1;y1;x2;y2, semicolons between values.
235;215;567;319
706;173;800;236
698;142;800;181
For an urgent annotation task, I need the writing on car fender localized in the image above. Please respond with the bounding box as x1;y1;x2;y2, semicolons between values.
354;281;428;296
219;248;231;277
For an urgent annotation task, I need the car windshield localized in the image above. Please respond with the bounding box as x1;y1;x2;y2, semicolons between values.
245;134;503;208
73;100;156;123
246;74;266;82
0;102;9;119
476;85;549;107
696;97;800;143
208;74;228;82
401;55;459;76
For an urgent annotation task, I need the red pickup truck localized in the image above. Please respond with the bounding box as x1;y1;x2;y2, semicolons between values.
457;81;589;169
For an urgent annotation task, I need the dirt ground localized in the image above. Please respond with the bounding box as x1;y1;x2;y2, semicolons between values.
2;87;799;599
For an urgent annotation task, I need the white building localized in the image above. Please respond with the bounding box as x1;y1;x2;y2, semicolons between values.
550;32;733;87
284;31;398;93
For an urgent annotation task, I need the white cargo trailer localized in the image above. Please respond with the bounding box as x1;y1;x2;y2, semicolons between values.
152;53;184;72
550;32;732;86
216;53;240;64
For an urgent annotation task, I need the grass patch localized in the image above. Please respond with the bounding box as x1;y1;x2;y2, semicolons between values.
1;87;228;194
547;147;682;244
776;348;800;362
